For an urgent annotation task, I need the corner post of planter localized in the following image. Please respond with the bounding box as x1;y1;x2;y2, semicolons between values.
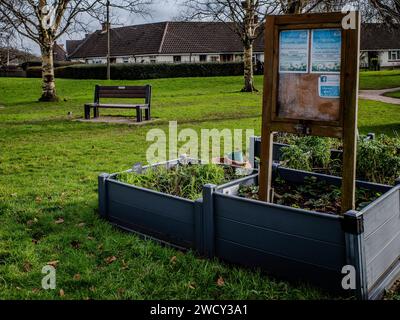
98;173;110;219
343;210;368;300
203;184;216;259
249;136;260;169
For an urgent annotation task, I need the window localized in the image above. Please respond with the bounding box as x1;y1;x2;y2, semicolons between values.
122;57;129;63
388;50;400;61
173;56;182;63
200;55;207;62
150;59;156;64
210;56;219;62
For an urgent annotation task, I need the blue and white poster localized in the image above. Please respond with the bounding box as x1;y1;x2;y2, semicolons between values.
311;29;342;73
279;30;309;73
319;75;340;98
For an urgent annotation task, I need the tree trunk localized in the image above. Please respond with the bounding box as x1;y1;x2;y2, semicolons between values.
242;42;257;92
39;45;58;102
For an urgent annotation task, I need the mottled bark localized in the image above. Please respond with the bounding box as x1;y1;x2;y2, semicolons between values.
39;44;58;102
242;42;257;92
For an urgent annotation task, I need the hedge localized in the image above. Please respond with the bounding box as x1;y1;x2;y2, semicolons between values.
21;60;79;71
26;62;264;80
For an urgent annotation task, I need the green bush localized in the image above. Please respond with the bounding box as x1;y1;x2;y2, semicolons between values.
357;135;400;185
279;135;400;185
21;60;79;71
117;164;240;200
27;62;246;79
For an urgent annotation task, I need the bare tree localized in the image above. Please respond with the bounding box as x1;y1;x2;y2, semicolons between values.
0;0;152;102
182;0;281;92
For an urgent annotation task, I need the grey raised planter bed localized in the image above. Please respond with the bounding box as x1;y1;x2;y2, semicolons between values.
98;158;400;300
209;165;400;300
98;159;206;251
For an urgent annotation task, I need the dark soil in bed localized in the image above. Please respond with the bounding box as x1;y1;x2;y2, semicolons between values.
238;176;382;215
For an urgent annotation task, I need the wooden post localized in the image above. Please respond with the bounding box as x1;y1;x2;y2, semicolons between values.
341;12;360;214
259;16;276;202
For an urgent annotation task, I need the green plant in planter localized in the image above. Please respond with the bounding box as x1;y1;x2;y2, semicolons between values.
357;135;400;185
117;164;239;200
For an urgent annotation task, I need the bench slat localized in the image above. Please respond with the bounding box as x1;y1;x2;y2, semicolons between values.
85;103;149;109
99;93;147;99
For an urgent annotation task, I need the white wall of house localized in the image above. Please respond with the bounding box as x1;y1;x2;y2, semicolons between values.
360;50;400;68
380;50;400;67
71;52;265;64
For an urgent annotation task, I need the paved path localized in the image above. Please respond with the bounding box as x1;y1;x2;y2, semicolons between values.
359;87;400;105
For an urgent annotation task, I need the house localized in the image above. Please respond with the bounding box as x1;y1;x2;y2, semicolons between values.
67;21;265;64
360;24;400;69
53;42;67;61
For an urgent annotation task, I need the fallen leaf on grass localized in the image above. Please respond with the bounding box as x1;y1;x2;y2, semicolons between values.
47;260;59;268
170;256;177;264
73;274;81;281
55;218;64;224
23;262;32;272
217;276;225;287
59;289;65;297
105;256;117;264
188;282;196;290
87;236;95;241
77;222;86;228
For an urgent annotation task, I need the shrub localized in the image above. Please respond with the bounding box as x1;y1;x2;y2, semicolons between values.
26;62;246;79
357;135;400;185
53;62;245;80
279;134;400;185
117;164;240;200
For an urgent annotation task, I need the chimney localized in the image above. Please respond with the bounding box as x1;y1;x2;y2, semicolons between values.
101;22;110;33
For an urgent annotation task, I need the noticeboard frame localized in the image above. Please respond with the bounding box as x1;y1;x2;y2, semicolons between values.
259;12;361;213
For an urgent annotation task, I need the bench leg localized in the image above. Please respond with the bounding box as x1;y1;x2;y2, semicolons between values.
145;108;150;121
94;107;99;118
84;106;91;120
136;108;143;123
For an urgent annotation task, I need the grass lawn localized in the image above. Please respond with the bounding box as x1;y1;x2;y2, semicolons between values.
359;70;400;90
0;72;399;300
384;90;400;99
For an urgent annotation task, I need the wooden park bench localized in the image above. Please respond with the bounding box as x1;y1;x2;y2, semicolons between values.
84;85;152;122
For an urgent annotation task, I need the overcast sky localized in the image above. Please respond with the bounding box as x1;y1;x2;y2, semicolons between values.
26;0;182;55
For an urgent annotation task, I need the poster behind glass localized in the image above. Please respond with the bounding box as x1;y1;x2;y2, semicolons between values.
277;29;342;122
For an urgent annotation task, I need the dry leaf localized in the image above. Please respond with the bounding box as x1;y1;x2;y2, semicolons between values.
89;286;96;292
59;289;65;297
217;276;225;287
32;288;40;293
55;218;64;224
23;262;32;272
170;256;177;264
105;256;117;264
73;274;81;281
77;222;86;228
122;260;129;270
32;239;39;244
87;236;95;241
35;196;42;203
188;282;196;290
47;260;59;268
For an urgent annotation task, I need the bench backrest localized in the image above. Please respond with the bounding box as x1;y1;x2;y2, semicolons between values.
94;85;152;105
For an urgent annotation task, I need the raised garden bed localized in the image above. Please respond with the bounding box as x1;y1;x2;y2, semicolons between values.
98;159;251;251
99;155;400;300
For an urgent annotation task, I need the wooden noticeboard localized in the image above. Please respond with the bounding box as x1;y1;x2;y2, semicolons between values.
259;12;361;214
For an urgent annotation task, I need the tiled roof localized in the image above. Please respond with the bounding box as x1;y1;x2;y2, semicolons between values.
361;23;400;50
68;21;264;59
